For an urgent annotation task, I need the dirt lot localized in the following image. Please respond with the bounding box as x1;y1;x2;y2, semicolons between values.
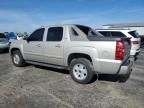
0;49;144;108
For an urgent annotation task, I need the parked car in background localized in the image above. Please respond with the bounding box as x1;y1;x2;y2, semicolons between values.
0;33;9;52
8;32;17;40
16;33;24;40
4;32;9;39
96;29;141;57
10;24;133;84
16;32;29;40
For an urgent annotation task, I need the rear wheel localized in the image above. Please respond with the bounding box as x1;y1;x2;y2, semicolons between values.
69;58;94;84
12;50;25;67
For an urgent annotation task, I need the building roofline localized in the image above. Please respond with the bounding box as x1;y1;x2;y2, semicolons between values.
103;22;144;27
103;25;144;27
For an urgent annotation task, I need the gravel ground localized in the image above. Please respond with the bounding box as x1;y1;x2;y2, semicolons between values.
0;49;144;108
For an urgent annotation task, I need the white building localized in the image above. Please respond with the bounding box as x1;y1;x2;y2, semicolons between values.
103;23;144;36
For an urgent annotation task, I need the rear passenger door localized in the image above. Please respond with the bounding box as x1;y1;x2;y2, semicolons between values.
43;27;64;65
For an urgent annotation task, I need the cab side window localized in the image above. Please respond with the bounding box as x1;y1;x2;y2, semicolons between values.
47;27;63;41
28;28;45;41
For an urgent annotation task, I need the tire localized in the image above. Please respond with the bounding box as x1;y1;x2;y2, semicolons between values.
69;58;94;84
11;50;25;67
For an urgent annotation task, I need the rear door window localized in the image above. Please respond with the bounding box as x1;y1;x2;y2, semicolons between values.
111;31;126;37
128;31;140;38
47;27;63;41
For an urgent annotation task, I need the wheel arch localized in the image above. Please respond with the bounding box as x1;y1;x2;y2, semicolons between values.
10;48;21;55
67;53;92;66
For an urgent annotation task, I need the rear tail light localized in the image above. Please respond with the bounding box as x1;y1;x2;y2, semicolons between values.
132;41;139;44
115;41;125;60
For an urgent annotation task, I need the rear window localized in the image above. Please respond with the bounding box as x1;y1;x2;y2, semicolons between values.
128;31;140;38
0;33;6;38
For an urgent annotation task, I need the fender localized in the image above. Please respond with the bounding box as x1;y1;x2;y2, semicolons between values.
64;46;100;71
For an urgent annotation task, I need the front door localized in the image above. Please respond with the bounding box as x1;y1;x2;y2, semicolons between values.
23;28;45;62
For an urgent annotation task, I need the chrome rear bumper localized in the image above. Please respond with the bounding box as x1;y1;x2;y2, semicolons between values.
119;59;133;75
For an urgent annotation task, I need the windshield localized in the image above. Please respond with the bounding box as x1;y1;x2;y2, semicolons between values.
76;25;103;37
0;33;6;38
128;31;140;38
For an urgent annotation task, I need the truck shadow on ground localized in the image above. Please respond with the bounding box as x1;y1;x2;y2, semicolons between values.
34;65;131;83
98;73;131;83
34;65;69;75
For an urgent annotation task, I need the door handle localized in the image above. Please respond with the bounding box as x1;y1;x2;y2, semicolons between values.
36;44;41;47
55;44;61;48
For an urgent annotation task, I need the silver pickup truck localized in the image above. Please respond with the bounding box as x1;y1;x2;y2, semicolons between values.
10;24;133;84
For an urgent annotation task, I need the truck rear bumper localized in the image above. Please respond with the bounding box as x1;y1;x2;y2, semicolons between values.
118;59;133;75
93;57;133;75
93;58;121;74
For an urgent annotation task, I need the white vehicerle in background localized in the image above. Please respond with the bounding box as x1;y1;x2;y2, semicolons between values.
96;29;141;57
16;32;29;40
17;35;23;40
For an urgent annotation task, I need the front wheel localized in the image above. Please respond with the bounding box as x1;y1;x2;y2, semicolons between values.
69;58;94;84
12;50;25;67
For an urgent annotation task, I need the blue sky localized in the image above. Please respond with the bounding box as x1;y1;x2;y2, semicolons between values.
0;0;144;32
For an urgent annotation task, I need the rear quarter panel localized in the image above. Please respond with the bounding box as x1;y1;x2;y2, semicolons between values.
64;41;121;74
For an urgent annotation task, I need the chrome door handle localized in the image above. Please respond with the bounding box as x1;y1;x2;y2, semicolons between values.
36;44;41;47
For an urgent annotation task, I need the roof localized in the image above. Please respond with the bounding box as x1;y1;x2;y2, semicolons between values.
103;22;144;27
42;24;89;28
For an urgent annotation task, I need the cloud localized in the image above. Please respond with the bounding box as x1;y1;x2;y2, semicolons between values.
0;7;144;32
0;10;99;32
0;10;37;32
